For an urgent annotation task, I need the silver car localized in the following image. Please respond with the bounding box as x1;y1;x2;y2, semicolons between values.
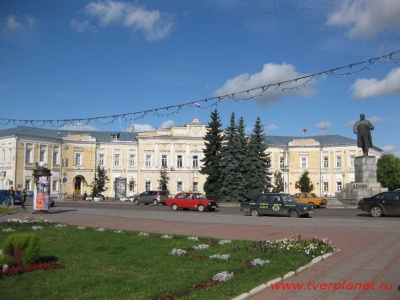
131;190;168;205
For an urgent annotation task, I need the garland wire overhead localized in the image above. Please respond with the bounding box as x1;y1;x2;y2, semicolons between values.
1;50;399;128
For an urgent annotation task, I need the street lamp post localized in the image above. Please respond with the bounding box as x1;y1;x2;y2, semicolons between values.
57;133;66;199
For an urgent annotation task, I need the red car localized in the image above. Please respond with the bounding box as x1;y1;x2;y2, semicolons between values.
165;192;218;212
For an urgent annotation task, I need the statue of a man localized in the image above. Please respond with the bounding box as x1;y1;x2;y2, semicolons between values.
353;114;374;156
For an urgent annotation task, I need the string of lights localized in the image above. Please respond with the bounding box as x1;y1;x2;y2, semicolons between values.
1;49;399;128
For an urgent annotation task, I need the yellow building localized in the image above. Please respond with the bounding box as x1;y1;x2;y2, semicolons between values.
0;120;383;199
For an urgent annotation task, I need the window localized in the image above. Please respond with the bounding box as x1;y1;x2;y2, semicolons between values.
323;182;329;193
300;156;308;169
25;180;32;191
193;182;198;192
52;180;58;192
192;155;199;168
98;154;105;166
40;150;46;162
177;155;183;168
25;149;32;164
336;156;342;168
323;157;329;168
7;148;12;163
336;181;342;192
145;154;152;167
129;155;135;167
280;157;285;167
53;151;59;165
350;156;355;167
161;154;168;168
145;181;151;191
74;152;82;166
177;181;183;191
114;154;120;167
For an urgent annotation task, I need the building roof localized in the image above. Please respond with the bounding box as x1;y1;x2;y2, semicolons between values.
265;135;357;147
0;126;381;150
0;126;138;143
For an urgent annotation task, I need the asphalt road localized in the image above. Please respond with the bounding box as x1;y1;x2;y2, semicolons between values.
29;200;398;232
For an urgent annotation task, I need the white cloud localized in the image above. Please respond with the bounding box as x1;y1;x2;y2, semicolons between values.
159;120;174;128
317;120;332;130
381;144;397;153
59;124;99;131
132;123;155;132
1;15;35;39
265;124;279;132
327;0;400;40
213;63;316;107
70;19;96;33
351;68;400;99
79;0;174;41
369;116;380;123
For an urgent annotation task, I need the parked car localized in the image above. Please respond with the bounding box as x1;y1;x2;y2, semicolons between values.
240;193;313;218
358;191;400;217
165;192;218;212
0;189;22;205
131;190;168;205
293;192;327;208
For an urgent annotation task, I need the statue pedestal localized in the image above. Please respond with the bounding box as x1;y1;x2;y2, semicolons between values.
338;156;387;204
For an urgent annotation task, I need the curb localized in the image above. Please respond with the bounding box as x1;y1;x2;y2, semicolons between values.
231;250;338;300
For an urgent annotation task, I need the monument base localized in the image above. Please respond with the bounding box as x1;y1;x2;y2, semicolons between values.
337;156;388;204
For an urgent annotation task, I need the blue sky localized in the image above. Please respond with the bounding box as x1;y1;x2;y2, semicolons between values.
1;0;400;155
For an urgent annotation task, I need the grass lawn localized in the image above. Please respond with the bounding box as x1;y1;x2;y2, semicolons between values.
0;218;335;299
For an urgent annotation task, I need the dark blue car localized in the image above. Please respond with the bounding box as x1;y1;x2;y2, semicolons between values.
0;190;22;205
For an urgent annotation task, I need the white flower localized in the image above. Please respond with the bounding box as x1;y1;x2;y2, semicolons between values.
32;226;43;230
213;271;234;282
251;258;270;266
77;226;86;230
55;223;67;228
218;239;232;245
2;228;15;232
138;232;149;236
114;230;124;234
2;264;9;271
187;236;199;241
95;228;105;232
161;235;173;239
170;248;187;256
193;244;209;250
209;254;230;260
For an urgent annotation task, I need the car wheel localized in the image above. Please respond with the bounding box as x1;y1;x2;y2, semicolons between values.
289;210;299;218
197;204;205;212
153;200;158;205
134;199;139;205
370;206;383;217
172;203;179;211
250;209;259;217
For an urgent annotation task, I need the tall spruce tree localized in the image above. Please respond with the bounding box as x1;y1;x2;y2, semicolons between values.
91;165;109;196
244;117;271;199
158;167;169;192
200;109;223;200
219;113;247;202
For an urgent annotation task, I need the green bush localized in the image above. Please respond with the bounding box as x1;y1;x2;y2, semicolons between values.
2;233;40;266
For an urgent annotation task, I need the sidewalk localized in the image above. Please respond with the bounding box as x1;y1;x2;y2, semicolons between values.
1;205;398;299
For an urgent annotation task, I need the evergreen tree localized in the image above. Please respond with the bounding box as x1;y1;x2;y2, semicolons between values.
244;116;272;199
377;154;400;190
200;109;223;200
91;165;109;196
272;171;284;193
219;113;247;202
158;167;169;192
296;171;314;192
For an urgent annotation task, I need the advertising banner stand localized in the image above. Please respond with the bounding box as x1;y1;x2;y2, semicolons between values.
33;163;52;211
114;177;127;201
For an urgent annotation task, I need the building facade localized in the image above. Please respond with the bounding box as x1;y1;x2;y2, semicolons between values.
0;119;382;199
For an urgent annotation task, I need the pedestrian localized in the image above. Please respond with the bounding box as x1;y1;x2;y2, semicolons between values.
22;188;27;209
83;191;87;201
7;186;15;208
